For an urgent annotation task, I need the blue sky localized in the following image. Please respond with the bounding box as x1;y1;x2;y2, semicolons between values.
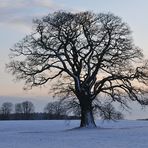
0;0;148;118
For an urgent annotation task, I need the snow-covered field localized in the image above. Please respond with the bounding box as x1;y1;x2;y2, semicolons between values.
0;120;148;148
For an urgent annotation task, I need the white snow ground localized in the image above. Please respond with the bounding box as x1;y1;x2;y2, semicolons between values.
0;120;148;148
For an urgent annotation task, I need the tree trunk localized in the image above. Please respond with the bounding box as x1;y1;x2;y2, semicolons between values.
80;108;96;128
79;98;96;128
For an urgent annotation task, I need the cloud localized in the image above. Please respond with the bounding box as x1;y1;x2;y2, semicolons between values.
0;0;59;9
0;0;83;34
0;0;26;9
32;0;59;9
0;0;62;32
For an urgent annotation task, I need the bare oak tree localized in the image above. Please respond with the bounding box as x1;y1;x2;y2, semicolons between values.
7;11;148;128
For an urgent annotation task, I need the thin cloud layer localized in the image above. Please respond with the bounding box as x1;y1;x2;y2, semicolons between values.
0;0;62;32
0;0;59;10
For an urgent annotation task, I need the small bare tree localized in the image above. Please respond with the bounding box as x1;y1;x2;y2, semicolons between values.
7;11;148;128
0;102;13;119
44;101;66;117
63;98;81;117
98;103;124;121
15;103;23;114
15;101;34;119
21;101;35;114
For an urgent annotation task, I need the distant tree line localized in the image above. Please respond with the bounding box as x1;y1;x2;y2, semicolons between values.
0;100;79;120
0;101;34;120
0;100;123;120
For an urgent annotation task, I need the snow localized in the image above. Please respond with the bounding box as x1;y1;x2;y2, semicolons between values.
0;120;148;148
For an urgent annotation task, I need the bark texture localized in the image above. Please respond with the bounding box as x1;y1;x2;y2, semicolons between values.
80;109;96;128
79;94;96;128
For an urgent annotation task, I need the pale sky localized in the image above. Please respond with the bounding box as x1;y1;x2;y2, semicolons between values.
0;0;148;118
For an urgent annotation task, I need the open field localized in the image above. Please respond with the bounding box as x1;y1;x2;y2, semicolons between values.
0;120;148;148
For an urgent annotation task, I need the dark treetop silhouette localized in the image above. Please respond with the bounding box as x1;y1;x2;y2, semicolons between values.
7;11;148;128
